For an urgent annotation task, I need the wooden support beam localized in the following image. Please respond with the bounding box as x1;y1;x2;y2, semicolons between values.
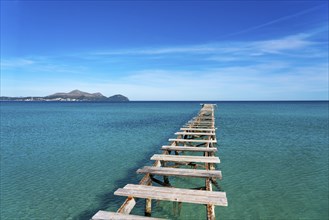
117;197;137;214
169;138;217;143
161;145;217;152
183;126;215;129
145;198;152;217
173;201;182;218
186;122;214;125
137;166;222;179
150;175;171;187
206;177;215;220
175;132;215;136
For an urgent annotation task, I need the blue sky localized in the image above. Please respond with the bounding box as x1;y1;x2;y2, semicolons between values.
1;1;328;100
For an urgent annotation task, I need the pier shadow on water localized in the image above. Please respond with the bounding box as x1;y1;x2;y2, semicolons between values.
72;135;175;220
73;110;197;220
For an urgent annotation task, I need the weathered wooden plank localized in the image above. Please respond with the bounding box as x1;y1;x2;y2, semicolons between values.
122;184;225;198
175;132;215;136
186;121;214;124
185;123;214;126
92;211;163;220
161;145;217;152
184;124;214;126
114;184;227;206
180;128;216;131
137;166;222;179
150;154;220;163
191;116;213;118
190;119;213;122
182;128;214;131
169;138;217;143
183;126;214;129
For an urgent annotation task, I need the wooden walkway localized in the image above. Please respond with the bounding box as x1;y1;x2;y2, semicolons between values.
92;104;227;220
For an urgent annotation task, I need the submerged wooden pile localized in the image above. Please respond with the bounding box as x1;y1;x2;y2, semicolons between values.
92;104;227;220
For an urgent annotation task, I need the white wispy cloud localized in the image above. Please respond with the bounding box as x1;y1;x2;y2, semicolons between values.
1;58;36;68
91;44;221;56
87;30;324;62
1;56;88;75
221;4;327;38
80;61;327;100
253;34;314;54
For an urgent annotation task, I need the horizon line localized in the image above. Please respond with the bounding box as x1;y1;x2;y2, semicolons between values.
1;99;328;102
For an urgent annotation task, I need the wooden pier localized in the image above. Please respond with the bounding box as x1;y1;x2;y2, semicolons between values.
92;104;227;220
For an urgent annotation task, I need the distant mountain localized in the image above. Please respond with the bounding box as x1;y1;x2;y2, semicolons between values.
108;94;130;102
0;90;130;102
46;89;108;101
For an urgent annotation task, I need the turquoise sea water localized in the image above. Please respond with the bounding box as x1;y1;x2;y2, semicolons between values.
1;101;328;219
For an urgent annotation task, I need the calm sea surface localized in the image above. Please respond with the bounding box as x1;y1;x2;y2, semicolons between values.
1;101;328;219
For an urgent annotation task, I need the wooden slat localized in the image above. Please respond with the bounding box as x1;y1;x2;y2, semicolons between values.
193;117;213;120
189;121;213;124
175;132;215;136
181;128;216;131
192;115;213;118
169;138;217;143
151;154;220;163
92;211;163;220
185;123;213;126
191;119;213;122
183;124;214;127
161;145;217;152
137;166;222;179
186;121;213;124
114;184;227;206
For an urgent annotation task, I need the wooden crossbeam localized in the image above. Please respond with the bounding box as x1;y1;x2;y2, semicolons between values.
185;123;214;126
137;166;222;179
151;154;220;163
184;124;214;126
175;132;215;136
92;211;163;220
194;117;213;119
161;145;217;152
180;128;216;131
114;184;227;206
182;126;215;129
190;119;213;122
169;138;217;143
187;121;213;124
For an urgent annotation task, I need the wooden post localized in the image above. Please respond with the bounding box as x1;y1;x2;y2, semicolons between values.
164;176;170;185
145;198;152;216
205;140;216;220
173;201;182;217
206;173;216;220
161;160;170;186
178;202;182;216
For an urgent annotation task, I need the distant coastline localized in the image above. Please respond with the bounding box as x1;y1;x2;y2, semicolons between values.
0;89;129;102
